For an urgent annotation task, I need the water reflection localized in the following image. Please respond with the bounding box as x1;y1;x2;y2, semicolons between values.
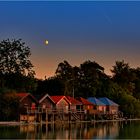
19;122;119;139
1;121;140;139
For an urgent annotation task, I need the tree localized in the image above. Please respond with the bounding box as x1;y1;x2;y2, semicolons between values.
0;39;36;93
55;60;74;96
79;60;105;97
111;60;130;83
55;60;73;80
0;73;37;93
46;77;65;95
132;68;140;99
111;60;136;93
0;39;35;76
0;91;19;121
55;60;106;98
35;77;64;95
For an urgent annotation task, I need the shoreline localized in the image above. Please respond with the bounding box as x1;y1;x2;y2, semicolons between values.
1;118;140;126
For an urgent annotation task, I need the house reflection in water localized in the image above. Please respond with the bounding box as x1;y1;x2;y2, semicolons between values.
94;122;119;139
19;121;119;139
20;125;37;139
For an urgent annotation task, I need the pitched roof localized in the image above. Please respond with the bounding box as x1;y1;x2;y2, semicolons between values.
51;96;68;104
16;93;38;103
87;97;105;105
65;96;82;105
98;97;119;106
39;93;55;104
76;97;93;105
16;93;29;100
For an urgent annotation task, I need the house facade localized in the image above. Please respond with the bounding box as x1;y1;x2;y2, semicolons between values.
76;97;95;114
87;97;106;114
17;93;38;122
98;97;119;115
16;93;120;122
39;94;55;110
17;93;38;111
65;96;82;112
51;96;70;113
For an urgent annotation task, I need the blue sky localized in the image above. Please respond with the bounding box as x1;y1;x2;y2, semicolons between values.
0;1;140;79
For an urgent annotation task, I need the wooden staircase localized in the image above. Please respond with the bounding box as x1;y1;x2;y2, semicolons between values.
71;112;80;121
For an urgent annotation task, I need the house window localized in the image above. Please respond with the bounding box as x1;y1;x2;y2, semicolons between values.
42;104;46;109
76;105;80;110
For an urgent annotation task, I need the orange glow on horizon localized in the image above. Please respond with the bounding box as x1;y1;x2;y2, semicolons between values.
33;62;113;80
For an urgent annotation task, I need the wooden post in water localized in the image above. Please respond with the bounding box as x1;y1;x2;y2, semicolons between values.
46;123;48;137
27;107;29;123
34;108;36;122
38;113;41;123
53;112;55;123
93;113;95;120
62;109;64;122
69;110;71;123
41;113;42;124
46;109;48;123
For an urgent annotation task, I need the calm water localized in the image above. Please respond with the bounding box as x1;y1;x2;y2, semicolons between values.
0;120;140;139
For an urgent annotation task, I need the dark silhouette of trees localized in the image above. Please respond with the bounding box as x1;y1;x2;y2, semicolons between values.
78;60;105;98
55;60;75;96
133;68;140;99
55;60;106;98
111;60;136;93
55;60;73;80
0;39;36;93
35;77;64;95
0;91;19;121
0;39;34;76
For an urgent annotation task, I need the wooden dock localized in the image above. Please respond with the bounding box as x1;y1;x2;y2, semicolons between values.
20;107;86;123
19;107;121;123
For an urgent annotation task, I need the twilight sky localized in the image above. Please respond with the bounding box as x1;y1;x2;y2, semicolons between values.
0;1;140;79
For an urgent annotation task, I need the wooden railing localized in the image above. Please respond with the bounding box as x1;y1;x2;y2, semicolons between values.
26;107;85;114
25;107;120;116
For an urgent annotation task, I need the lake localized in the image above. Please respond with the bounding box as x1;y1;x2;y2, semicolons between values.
0;120;140;139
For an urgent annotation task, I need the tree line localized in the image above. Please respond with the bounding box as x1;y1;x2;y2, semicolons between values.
0;39;140;120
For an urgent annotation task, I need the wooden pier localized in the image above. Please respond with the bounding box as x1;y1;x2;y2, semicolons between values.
20;107;121;123
20;107;86;123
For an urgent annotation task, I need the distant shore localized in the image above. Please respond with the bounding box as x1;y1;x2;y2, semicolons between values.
1;118;140;126
0;121;23;126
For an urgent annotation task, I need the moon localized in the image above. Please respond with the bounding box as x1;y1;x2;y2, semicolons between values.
45;40;48;45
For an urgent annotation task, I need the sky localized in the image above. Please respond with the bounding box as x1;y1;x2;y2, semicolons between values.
0;1;140;79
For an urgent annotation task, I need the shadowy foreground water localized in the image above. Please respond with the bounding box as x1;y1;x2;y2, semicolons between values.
0;120;140;139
